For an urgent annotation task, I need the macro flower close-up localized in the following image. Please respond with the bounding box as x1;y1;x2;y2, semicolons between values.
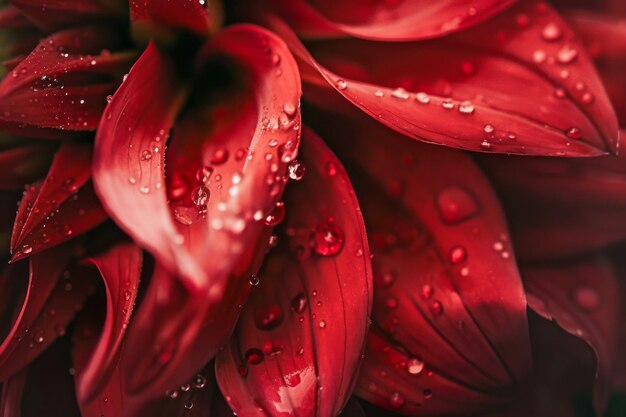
0;0;625;416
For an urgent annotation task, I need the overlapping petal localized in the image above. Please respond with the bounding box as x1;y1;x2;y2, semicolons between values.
522;257;620;413
308;111;531;414
10;142;108;262
93;24;302;404
0;245;97;380
479;141;626;261
216;128;372;417
0;26;134;137
0;134;56;190
130;0;213;37
271;0;618;155
245;0;515;41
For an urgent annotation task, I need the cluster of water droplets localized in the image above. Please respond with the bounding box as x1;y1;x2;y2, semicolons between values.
164;373;208;410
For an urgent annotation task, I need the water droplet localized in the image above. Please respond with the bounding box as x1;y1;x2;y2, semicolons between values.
386;297;398;309
211;148;229;165
424;389;433;399
415;92;431;104
582;92;594;104
166;389;179;399
184;401;194;410
326;162;338;176
557;45;578;64
238;364;249;376
449;246;467;264
254;306;284;330
245;348;264;365
139;185;150;194
431;301;444;316
374;90;384;97
437;186;479;225
335;79;347;90
265;201;286;226
572;286;599;311
421;284;433;300
407;357;424;375
391;87;410;100
288;160;305;180
193;374;207;389
480;140;491;150
554;88;566;98
282;102;297;118
515;13;530;28
388;392;405;409
541;23;562;41
566;127;582;139
196;166;214;183
441;98;455;109
319;320;326;328
483;124;495;133
310;220;344;256
22;244;33;254
249;274;260;286
533;50;547;63
290;292;307;313
140;150;152;161
458;101;475;115
180;384;190;392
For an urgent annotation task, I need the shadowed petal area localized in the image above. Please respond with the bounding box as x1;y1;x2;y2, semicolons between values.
478;140;626;261
216;128;372;417
310;111;531;414
0;246;98;381
271;0;618;155
242;0;515;41
522;257;620;414
0;135;56;190
130;0;212;36
0;369;26;416
93;24;302;405
0;26;134;137
76;243;142;404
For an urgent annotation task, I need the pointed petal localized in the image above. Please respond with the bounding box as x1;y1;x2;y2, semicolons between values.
0;246;98;380
310;112;531;414
94;25;302;404
479;140;626;261
10;0;127;32
0;26;134;136
254;0;515;41
77;243;142;403
130;0;212;37
522;257;620;413
216;128;372;417
271;0;619;155
0;140;56;191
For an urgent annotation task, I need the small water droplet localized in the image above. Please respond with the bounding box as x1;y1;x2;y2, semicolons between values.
184;400;194;410
483;124;495;133
541;23;562;41
581;92;594;104
458;101;475;115
191;186;209;206
533;50;547;63
431;301;444;316
319;320;326;328
335;79;347;90
437;186;479;225
566;127;582;139
166;389;179;399
265;201;286;226
391;87;410;100
441;98;455;109
245;348;264;365
326;162;338;176
140;150;152;161
282;102;297;118
415;92;431;104
449;246;467;264
374;90;384;97
196;166;214;183
193;374;207;389
249;274;260;286
22;244;33;254
310;220;344;256
557;45;578;64
254;306;284;330
421;284;433;300
290;292;307;313
211;148;229;165
388;392;405;409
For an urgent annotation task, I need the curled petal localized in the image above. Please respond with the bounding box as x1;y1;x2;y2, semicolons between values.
216;128;372;417
77;243;142;403
0;246;98;380
0;26;135;137
479;141;626;261
254;0;515;41
522;258;620;413
312;112;531;414
271;0;618;155
94;24;302;404
10;0;127;32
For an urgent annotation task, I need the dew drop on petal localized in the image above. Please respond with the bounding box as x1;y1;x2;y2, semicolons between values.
437;186;479;225
245;348;264;365
423;389;433;399
191;186;209;206
22;244;33;254
287;160;305;181
458;101;475;115
388;392;405;409
254;306;284;330
541;23;562;41
211;148;229;165
449;246;467;264
193;374;207;389
310;220;344;256
391;87;410;100
335;79;347;90
441;98;455;109
265;201;286;226
415;92;430;104
566;127;582;139
407;357;424;375
431;301;444;316
556;45;578;64
249;274;260;286
290;292;307;313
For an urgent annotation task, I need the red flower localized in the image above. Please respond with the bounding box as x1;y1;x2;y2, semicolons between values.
0;1;624;416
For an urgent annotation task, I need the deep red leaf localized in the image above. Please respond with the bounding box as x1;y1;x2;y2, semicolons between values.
0;138;56;190
76;243;142;403
10;0;127;32
0;246;97;380
0;26;134;137
310;112;531;414
130;0;212;37
270;0;618;155
522;257;620;413
93;24;302;404
251;0;515;41
216;128;372;417
478;140;626;261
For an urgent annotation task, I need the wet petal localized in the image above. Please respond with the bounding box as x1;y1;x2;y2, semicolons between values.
271;0;618;155
216;128;372;417
522;257;620;413
94;25;302;404
130;0;213;37
0;246;98;380
311;111;531;414
0;26;135;137
77;243;142;403
479;140;626;261
255;0;515;41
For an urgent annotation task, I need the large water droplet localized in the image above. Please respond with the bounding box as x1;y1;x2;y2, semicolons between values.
310;220;344;256
254;306;284;330
407;357;424;375
335;79;347;90
288;160;305;181
437;186;479;225
191;186;209;206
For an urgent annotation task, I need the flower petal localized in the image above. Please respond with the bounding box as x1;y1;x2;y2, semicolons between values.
0;369;26;417
0;137;56;190
253;0;515;41
94;24;302;404
0;26;134;137
270;0;619;155
312;111;531;414
522;257;620;413
77;243;142;403
0;246;98;380
216;128;372;417
479;140;626;261
10;0;127;32
130;0;212;37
